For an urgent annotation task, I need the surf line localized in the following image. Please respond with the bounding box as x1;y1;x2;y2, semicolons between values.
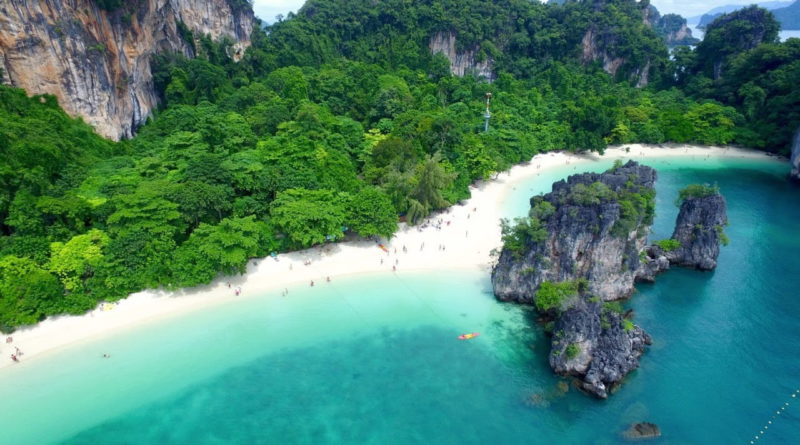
750;388;799;443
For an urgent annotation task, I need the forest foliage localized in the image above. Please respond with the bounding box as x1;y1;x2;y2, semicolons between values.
0;0;796;331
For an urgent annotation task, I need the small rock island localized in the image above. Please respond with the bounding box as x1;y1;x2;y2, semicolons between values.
492;161;727;398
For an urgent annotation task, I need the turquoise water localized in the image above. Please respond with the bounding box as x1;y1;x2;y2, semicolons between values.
1;156;798;444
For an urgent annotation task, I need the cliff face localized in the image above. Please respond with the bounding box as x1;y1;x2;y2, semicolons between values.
493;161;657;303
550;299;651;398
639;191;728;279
492;161;657;398
665;194;728;269
429;32;494;81
0;0;254;140
647;8;700;46
492;162;730;398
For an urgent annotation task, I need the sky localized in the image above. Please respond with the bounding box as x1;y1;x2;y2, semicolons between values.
250;1;788;24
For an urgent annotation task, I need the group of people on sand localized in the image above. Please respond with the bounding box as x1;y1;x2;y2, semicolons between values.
226;282;242;296
6;337;23;363
309;276;332;287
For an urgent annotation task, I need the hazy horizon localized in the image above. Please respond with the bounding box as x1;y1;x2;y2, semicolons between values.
252;0;793;24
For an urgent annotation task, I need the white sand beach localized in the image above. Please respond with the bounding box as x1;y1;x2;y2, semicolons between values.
0;144;782;370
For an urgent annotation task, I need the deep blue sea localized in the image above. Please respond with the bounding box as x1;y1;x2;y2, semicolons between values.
1;156;798;444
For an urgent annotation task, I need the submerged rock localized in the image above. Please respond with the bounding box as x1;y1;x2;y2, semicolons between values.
622;422;661;440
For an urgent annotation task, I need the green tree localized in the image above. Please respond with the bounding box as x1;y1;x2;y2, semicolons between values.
48;229;110;291
173;216;273;285
345;187;398;238
407;153;455;224
0;255;64;329
270;188;347;247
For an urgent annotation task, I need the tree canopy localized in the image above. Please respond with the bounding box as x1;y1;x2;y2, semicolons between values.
0;0;795;330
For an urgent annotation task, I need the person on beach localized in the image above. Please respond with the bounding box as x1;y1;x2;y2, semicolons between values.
310;280;315;287
103;354;110;358
14;346;22;356
326;276;331;282
226;282;231;288
392;265;396;272
6;336;12;344
11;354;18;362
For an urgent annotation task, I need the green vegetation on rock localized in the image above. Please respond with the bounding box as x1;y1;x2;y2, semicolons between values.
535;279;587;313
565;343;581;359
654;239;681;252
676;184;720;205
500;217;548;259
622;319;635;332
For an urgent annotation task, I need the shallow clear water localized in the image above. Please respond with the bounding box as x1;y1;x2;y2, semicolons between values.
1;156;798;444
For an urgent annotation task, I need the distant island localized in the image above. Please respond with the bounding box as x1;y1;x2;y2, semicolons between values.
696;0;800;30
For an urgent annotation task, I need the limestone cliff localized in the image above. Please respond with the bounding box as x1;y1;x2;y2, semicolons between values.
639;187;728;277
0;0;254;140
664;194;728;270
429;32;494;81
549;298;651;398
492;164;731;398
492;161;657;398
493;161;657;303
646;7;700;46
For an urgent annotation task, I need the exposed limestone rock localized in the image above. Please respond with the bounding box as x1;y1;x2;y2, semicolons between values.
790;127;800;182
549;298;651;398
492;161;656;398
664;194;727;270
429;31;494;81
493;161;657;303
635;245;669;283
582;28;624;77
581;27;651;87
638;189;728;275
0;0;254;140
493;162;730;398
646;6;700;46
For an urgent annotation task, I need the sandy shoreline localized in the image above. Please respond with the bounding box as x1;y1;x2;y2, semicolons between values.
0;144;782;370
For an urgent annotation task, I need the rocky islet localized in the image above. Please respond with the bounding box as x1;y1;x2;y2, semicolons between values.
492;160;728;398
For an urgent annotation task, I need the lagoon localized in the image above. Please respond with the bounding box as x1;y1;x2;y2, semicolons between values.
1;156;798;444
